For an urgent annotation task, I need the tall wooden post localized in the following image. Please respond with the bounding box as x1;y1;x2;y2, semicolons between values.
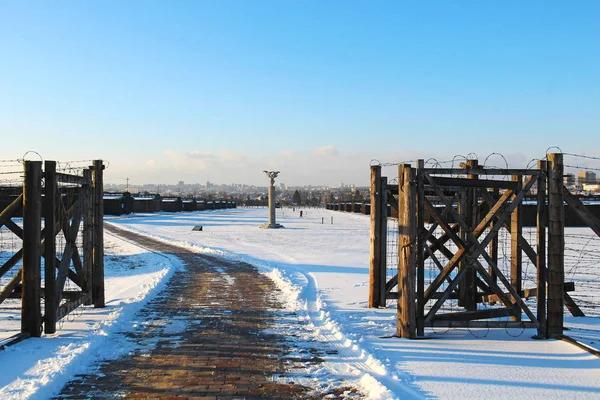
83;168;93;305
464;159;478;311
416;159;425;336
536;160;547;338
369;165;383;308
488;187;499;304
397;164;416;338
510;174;523;321
22;161;42;337
547;153;564;338
92;160;105;308
44;161;57;334
379;176;388;307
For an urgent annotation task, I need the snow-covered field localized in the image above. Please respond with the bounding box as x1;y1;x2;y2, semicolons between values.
1;207;600;399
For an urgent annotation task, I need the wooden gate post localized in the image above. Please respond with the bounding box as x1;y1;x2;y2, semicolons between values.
369;165;383;308
43;161;57;334
536;160;548;338
22;161;42;337
397;164;416;338
464;159;478;311
92;160;105;308
510;174;523;321
83;168;93;305
379;176;388;307
416;159;425;336
547;153;564;338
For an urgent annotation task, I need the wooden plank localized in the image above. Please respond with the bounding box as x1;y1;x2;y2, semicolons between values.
481;282;575;303
426;321;539;329
0;332;30;350
431;307;516;321
537;160;547;338
462;159;478;311
547;153;564;338
55;204;82;307
368;165;382;308
44;161;57;334
378;176;388;307
0;194;23;229
4;219;23;239
511;175;522;321
564;293;585;317
56;293;91;322
421;168;542;176
92;160;105;308
561;335;600;358
479;189;539;267
415;160;425;336
397;164;416;338
0;248;23;279
425;266;470;322
21;161;42;338
426;176;518;190
55;172;87;185
83;168;93;305
0;269;22;306
563;188;600;238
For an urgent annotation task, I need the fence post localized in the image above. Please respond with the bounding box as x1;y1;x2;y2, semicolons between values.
547;153;564;338
536;160;547;338
43;161;57;334
92;160;105;308
463;159;478;311
379;176;388;307
83;168;93;305
397;164;416;338
510;174;523;321
416;159;425;336
22;161;42;337
369;165;382;308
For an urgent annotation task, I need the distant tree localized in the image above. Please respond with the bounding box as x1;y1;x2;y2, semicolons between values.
292;190;302;205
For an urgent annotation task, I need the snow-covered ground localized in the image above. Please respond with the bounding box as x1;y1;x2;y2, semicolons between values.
1;207;600;399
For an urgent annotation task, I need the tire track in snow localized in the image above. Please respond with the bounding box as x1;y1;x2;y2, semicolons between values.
283;264;424;400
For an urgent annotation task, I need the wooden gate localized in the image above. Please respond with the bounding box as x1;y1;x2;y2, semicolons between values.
370;154;584;340
0;160;104;341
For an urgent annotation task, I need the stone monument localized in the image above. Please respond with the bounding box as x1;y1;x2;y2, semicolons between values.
261;170;284;229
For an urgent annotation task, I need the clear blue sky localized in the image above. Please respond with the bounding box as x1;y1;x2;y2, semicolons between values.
1;0;599;186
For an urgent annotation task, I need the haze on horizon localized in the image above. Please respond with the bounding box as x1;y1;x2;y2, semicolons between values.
1;0;599;187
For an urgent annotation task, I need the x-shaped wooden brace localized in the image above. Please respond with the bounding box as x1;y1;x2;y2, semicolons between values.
421;172;540;323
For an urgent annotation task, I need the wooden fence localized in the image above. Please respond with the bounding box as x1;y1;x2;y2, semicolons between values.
0;160;104;342
370;154;588;340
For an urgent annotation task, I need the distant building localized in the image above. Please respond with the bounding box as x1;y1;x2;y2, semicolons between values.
578;171;597;186
564;173;575;186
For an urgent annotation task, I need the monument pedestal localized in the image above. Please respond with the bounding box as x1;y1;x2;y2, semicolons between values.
260;223;284;229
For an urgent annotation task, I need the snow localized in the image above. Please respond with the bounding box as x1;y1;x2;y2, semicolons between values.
1;207;599;399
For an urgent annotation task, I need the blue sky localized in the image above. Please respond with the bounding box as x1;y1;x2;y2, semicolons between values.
1;0;599;186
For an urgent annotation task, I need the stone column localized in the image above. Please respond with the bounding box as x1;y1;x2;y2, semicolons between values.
261;171;284;229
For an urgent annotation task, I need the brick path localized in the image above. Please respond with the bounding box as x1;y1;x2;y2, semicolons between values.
56;224;361;399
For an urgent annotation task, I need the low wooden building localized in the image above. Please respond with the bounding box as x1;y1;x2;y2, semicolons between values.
161;197;183;212
182;199;197;211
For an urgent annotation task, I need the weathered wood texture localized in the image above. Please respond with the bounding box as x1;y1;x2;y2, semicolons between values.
397;164;416;338
547;153;564;338
44;161;57;334
22;161;42;337
92;160;105;308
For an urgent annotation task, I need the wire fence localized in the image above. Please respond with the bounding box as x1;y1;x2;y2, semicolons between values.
0;157;95;339
380;150;600;338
